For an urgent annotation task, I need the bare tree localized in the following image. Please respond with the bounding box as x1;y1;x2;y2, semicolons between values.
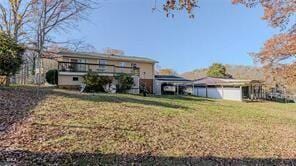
29;0;96;83
103;47;125;55
0;0;33;42
65;40;97;52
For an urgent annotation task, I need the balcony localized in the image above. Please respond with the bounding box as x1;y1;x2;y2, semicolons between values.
58;61;140;76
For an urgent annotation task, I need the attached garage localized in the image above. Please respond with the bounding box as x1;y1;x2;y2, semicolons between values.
189;77;264;101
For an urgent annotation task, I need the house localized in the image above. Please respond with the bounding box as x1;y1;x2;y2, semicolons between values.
188;77;264;101
53;51;157;93
154;75;192;95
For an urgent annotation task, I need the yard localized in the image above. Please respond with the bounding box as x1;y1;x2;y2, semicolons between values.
0;87;295;165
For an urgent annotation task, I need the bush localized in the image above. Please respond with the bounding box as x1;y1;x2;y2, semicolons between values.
0;32;24;85
45;69;58;85
116;74;134;93
83;72;113;92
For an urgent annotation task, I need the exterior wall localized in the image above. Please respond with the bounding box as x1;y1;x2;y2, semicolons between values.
60;56;155;79
58;74;140;94
223;87;242;101
154;80;162;95
194;87;207;97
193;86;243;101
58;75;84;86
58;55;154;94
35;58;59;83
207;87;223;99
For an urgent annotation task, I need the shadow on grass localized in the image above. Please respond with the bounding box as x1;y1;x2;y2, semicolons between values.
0;87;50;134
155;95;215;102
51;90;195;110
32;123;141;132
0;150;295;165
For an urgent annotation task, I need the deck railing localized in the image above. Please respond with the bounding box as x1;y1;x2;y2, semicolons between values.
58;62;140;76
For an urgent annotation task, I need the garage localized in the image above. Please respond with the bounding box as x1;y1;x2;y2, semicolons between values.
189;77;264;101
154;75;191;95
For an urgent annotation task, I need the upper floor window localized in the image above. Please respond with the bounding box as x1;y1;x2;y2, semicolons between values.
131;63;137;68
119;62;126;73
99;60;107;65
98;60;108;72
119;62;126;67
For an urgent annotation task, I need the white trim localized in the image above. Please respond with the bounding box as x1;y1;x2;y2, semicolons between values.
59;72;114;76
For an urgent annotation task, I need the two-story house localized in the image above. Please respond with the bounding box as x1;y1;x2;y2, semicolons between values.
54;51;158;93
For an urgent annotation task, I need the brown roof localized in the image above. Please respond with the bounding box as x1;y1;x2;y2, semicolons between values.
191;77;262;86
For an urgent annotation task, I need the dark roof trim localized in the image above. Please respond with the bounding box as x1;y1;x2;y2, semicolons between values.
57;51;158;63
155;75;191;82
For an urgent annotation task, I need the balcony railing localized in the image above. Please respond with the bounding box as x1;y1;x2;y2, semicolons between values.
58;61;140;76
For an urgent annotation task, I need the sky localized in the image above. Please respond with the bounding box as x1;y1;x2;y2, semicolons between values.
55;0;280;73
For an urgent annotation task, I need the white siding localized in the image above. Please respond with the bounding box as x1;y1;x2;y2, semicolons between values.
154;80;162;95
223;87;242;101
197;87;207;97
193;86;243;101
207;87;223;99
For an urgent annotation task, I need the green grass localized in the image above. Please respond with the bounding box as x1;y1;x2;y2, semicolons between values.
0;88;295;164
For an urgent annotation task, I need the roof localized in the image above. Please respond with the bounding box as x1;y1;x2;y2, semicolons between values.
56;51;158;64
155;75;191;82
191;77;262;86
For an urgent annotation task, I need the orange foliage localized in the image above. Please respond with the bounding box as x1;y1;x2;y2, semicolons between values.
233;0;296;88
163;0;198;18
159;68;177;75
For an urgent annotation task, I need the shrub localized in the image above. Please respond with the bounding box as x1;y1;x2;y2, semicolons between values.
83;72;113;92
45;69;58;85
116;74;134;93
0;32;24;85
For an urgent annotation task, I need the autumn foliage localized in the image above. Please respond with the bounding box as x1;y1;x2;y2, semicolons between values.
232;0;296;89
163;0;198;18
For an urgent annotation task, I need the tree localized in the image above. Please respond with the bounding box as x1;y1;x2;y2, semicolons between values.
45;69;58;85
207;63;229;78
232;0;296;88
103;47;125;55
164;0;295;88
156;0;198;18
115;74;134;93
159;68;177;75
0;0;33;42
1;0;96;84
29;0;96;83
0;32;24;85
83;72;113;92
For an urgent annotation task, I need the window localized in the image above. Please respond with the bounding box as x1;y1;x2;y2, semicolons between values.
119;62;126;73
69;59;86;72
119;62;126;67
131;63;137;68
78;59;86;72
69;59;78;71
99;60;107;65
98;60;108;72
73;77;79;81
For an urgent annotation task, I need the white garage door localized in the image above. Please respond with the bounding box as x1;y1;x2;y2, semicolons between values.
223;87;242;101
196;87;207;97
207;87;223;99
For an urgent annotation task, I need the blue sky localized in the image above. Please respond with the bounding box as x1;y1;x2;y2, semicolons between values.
55;0;279;73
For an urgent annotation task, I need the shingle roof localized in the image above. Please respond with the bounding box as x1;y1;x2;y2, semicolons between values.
191;77;262;86
56;51;158;63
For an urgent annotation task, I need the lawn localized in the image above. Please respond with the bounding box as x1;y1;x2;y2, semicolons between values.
0;87;295;165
